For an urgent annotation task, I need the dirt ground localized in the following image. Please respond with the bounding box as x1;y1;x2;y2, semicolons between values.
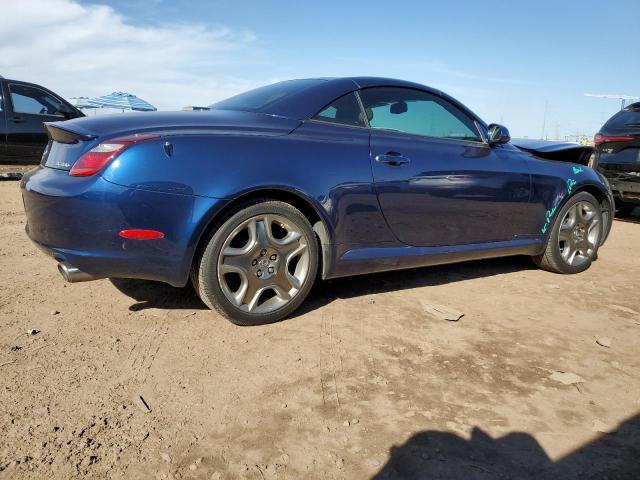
1;180;639;479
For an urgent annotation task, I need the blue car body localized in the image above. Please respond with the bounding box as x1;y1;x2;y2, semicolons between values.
20;77;613;287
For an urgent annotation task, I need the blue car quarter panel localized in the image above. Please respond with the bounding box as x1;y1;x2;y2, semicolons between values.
524;154;614;242
21;166;225;286
101;122;395;251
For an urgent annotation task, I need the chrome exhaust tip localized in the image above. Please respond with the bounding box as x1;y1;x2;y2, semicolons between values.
57;262;96;283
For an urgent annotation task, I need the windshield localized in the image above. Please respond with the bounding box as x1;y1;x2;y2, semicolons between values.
210;79;325;114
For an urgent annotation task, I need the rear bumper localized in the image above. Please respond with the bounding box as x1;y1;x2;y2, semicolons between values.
21;166;226;286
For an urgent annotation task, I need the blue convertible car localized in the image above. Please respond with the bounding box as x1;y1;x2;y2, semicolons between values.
21;77;614;325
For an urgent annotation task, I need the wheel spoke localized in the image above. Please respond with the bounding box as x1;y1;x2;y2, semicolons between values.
256;216;274;249
575;204;587;223
233;279;249;306
242;281;263;312
582;208;595;222
222;218;257;257
284;241;307;262
558;224;572;241
220;254;250;273
563;207;576;230
272;284;292;302
561;240;574;262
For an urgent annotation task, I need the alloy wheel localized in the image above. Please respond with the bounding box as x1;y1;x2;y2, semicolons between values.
216;214;310;314
557;201;600;267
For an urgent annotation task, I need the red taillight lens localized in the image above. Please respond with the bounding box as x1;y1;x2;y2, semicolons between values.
594;133;634;145
69;133;159;176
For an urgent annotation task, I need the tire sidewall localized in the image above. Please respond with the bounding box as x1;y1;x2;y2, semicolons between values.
547;192;602;274
197;200;319;325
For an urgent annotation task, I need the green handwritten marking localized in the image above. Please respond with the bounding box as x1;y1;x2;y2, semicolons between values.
566;178;577;194
545;206;557;222
572;167;584;174
540;205;557;234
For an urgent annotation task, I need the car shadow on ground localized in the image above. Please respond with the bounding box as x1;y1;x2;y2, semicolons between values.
110;255;536;315
372;413;640;480
110;278;207;312
614;206;640;225
296;255;536;317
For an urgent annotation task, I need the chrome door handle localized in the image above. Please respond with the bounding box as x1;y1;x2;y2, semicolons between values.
374;153;411;166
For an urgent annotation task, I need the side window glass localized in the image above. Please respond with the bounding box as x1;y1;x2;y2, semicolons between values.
9;84;63;116
313;92;366;127
359;87;480;141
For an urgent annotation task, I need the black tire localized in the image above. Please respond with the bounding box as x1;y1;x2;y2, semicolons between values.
533;192;603;274
193;200;319;325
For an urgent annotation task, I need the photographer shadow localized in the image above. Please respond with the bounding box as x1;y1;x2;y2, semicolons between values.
374;414;640;479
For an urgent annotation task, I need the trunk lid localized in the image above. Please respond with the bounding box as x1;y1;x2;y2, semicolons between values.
42;109;302;172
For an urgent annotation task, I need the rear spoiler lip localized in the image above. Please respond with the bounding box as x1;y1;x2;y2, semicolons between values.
45;122;97;144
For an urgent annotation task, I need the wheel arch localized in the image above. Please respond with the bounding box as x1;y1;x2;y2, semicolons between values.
189;187;334;283
540;183;612;247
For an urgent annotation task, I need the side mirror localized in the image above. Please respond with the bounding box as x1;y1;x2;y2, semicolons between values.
488;123;510;145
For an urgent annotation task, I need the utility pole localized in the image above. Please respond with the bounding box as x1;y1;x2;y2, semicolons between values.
541;100;548;140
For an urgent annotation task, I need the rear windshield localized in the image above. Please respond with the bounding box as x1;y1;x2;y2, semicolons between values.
210;79;325;114
602;109;640;131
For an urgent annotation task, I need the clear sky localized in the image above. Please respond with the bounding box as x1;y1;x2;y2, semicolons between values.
2;0;638;139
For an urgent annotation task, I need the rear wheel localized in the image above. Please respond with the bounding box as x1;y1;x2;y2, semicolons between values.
534;192;602;274
194;200;318;325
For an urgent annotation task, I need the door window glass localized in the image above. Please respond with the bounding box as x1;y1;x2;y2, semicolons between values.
313;92;366;127
9;84;64;116
359;87;480;141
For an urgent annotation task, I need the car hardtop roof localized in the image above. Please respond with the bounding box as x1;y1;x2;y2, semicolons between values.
249;76;471;122
316;76;445;95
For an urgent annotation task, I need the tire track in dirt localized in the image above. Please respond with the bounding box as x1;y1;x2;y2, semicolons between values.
319;307;342;411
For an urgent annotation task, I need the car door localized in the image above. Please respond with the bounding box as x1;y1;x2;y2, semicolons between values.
359;87;532;247
4;82;68;162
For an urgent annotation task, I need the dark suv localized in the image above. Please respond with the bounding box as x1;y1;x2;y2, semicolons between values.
0;76;83;164
592;102;640;214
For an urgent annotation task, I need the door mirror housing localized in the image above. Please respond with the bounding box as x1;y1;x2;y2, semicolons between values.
488;123;511;145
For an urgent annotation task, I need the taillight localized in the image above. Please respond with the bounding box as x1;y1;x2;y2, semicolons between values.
594;133;634;145
69;133;159;176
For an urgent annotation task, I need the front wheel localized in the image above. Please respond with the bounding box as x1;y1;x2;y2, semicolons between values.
533;192;603;274
194;200;319;325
